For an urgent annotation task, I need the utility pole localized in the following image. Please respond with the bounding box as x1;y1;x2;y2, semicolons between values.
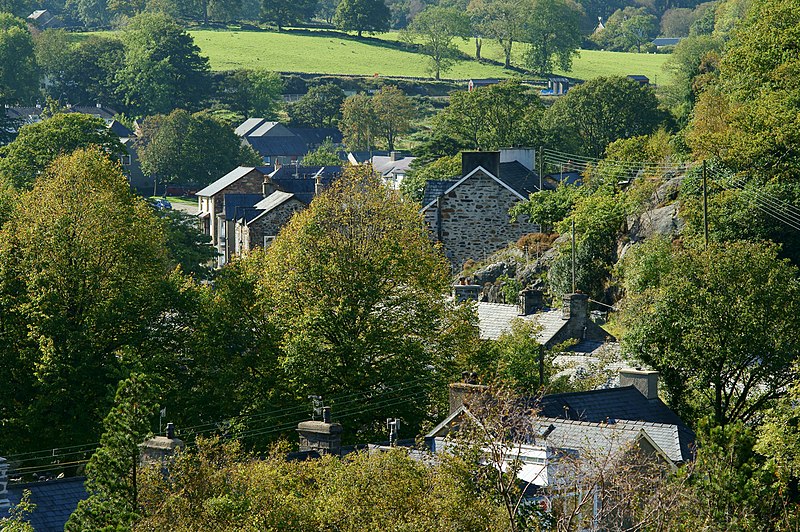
538;344;545;389
703;159;709;249
571;219;576;294
538;146;543;192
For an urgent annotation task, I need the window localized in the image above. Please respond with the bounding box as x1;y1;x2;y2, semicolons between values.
264;235;276;248
120;154;131;165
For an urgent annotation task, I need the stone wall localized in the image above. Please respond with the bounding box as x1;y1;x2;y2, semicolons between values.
235;197;305;253
423;169;539;270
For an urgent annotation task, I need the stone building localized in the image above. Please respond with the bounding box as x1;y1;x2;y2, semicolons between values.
197;165;340;266
233;191;306;254
420;151;541;270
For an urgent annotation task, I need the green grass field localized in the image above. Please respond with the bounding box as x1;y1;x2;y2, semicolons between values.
82;28;671;83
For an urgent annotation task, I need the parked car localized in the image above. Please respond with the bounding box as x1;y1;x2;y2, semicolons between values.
153;198;172;210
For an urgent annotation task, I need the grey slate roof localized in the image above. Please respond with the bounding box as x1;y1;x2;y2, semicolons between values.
292;127;342;146
537;386;694;462
107;119;133;138
421;179;458;208
476;304;567;343
246;136;309;158
223;194;265;221
247;191;296;224
235;117;268;137
195;166;272;197
3;477;87;532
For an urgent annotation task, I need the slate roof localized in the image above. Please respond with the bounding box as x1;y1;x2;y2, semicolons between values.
247;191;296;224
248;121;283;137
223;193;265;221
246;136;309;158
273;178;329;205
292;127;342;146
543;171;583;189
269;165;342;180
107;119;133;138
498;161;540;197
235;117;268;137
421;179;457;208
652;37;683;47
3;477;87;532
537;386;694;461
195;166;272;197
374;156;416;177
476;304;568;343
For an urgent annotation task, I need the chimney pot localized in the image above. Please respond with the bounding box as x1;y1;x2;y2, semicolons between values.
322;406;331;424
166;422;175;439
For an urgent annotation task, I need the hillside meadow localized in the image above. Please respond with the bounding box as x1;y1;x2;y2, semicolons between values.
77;28;671;82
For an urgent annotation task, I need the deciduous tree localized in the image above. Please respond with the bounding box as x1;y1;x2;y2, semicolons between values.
286;83;345;127
116;12;211;116
136;109;262;186
542;76;669;157
333;0;390;37
257;166;453;439
339;92;377;151
0;113;126;189
0;147;172;452
522;0;583;75
0;14;39;105
621;239;800;426
403;6;470;80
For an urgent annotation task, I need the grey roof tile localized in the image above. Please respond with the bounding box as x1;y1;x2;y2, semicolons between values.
3;477;87;532
475;303;567;342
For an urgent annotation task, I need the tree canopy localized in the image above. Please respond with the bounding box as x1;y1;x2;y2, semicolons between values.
428;78;543;152
136;109;262;186
334;0;390;37
542;76;669;157
621;239;800;426
522;0;583;75
0;14;38;105
0;113;126;189
116;12;211;116
404;6;470;80
0;147;172;452
256;166;454;439
286;83;345;127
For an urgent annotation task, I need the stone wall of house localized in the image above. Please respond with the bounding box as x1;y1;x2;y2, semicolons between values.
423;170;539;270
236;198;305;253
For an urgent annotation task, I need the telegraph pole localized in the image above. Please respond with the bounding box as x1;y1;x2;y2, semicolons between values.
571;219;576;293
703;159;709;249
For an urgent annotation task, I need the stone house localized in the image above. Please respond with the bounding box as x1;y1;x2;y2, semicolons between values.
196;166;273;259
233;191;306;254
420;151;541;270
197;165;340;266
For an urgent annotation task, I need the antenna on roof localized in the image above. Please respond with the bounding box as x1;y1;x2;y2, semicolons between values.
309;395;324;420
387;418;400;446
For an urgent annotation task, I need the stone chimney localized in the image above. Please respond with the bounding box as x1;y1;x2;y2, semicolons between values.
262;176;275;197
562;293;589;322
297;406;342;456
453;281;481;303
620;369;659;400
390;151;400;162
461;151;500;178
140;423;184;465
518;288;543;316
0;457;10;510
449;372;488;415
